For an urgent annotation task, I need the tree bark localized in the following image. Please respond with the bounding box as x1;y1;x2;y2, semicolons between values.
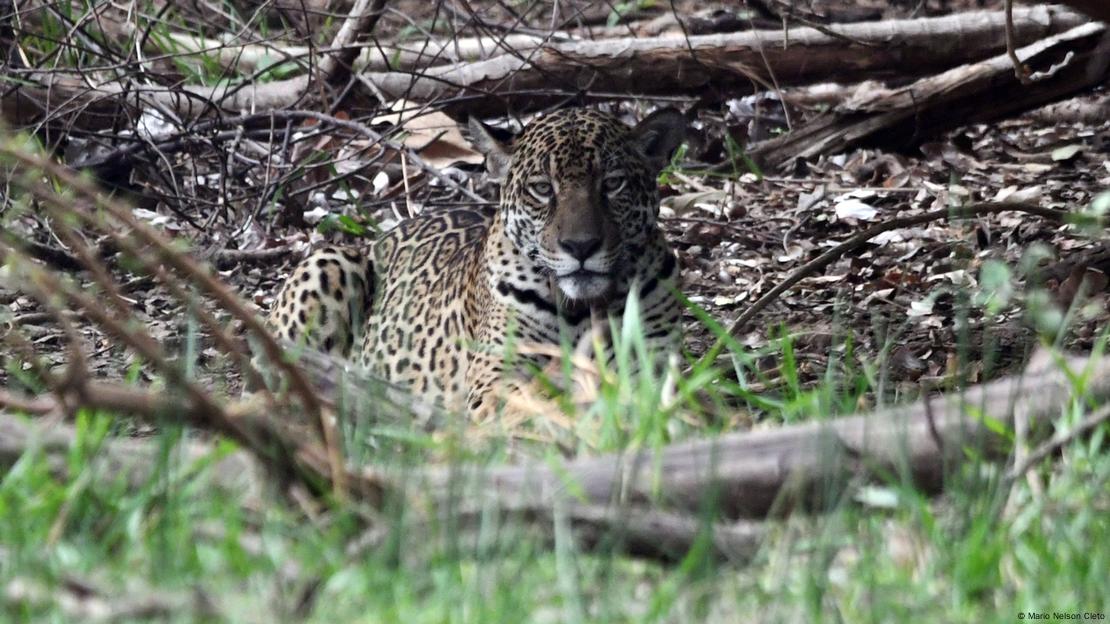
6;350;1106;533
748;21;1110;169
423;350;1110;520
1028;91;1110;123
4;346;1107;564
1;6;1088;128
151;31;569;74
1020;0;1110;22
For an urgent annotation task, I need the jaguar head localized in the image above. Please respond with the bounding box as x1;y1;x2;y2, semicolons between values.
470;108;685;303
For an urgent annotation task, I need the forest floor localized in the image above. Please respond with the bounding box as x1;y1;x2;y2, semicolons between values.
3;0;1110;621
3;0;1107;411
5;87;1108;412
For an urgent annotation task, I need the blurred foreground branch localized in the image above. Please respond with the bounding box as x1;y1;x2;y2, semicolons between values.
3;347;1107;562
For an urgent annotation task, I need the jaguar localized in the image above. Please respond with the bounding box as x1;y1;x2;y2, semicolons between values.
263;107;686;419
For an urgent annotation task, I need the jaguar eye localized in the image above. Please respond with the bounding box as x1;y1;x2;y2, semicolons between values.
528;179;553;199
602;174;627;195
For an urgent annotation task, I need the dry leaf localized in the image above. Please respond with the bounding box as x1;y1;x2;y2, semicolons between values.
662;190;729;215
373;100;483;167
834;198;877;221
1050;144;1083;162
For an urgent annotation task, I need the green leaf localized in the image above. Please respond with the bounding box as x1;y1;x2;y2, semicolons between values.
337;215;367;236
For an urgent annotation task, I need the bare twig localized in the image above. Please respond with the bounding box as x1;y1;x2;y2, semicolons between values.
316;0;391;88
1006;0;1033;84
1;145;322;421
1004;401;1110;486
0;389;55;415
0;145;362;500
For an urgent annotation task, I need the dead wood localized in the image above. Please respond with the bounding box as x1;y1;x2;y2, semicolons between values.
0;402;263;499
748;21;1110;169
211;244;298;269
315;0;391;89
0;406;764;564
1028;92;1110;123
400;501;766;565
1040;239;1110;286
4;572;222;621
145;4;819;76
526;503;764;564
1020;0;1110;22
151;31;566;75
571;5;779;39
1;6;1087;127
430;350;1110;520
1003;401;1110;486
0;143;376;504
4;348;1107;562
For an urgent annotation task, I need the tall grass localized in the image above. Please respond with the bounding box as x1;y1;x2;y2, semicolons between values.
3;282;1108;622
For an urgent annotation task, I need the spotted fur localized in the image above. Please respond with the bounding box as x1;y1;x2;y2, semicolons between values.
264;108;686;418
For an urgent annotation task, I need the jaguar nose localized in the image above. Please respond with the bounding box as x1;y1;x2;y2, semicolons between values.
558;236;602;262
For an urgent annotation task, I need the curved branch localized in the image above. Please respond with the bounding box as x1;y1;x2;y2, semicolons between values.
316;0;391;88
726;201;1069;338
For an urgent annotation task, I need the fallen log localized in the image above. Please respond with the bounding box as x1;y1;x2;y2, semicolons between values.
148;31;571;75
0;407;263;499
1020;0;1110;22
1028;91;1110;123
150;5;778;76
5;348;1107;561
428;350;1110;520
748;21;1110;169
0;406;765;564
1;6;1087;128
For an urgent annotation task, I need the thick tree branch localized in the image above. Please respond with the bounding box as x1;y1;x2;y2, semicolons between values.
2;6;1087;126
1019;0;1110;22
4;349;1107;561
316;0;391;88
748;21;1109;168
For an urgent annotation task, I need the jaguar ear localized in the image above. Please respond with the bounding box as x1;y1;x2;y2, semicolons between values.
467;116;514;183
630;108;687;173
